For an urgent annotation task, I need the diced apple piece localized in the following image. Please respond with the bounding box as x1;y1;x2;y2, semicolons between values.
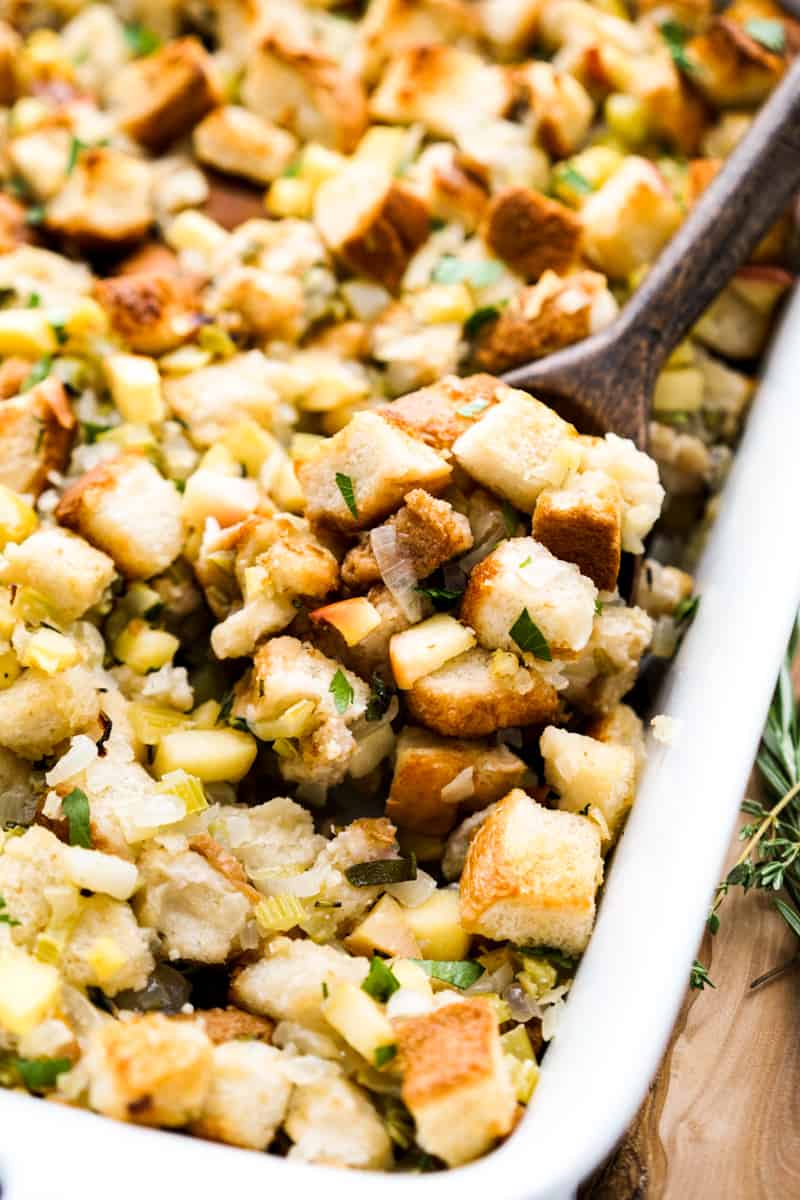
310;597;382;646
113;620;179;673
0;310;57;357
0;943;60;1036
390;615;476;690
154;728;257;783
0;484;38;548
405;889;471;961
321;980;397;1065
344;894;421;959
105;354;165;425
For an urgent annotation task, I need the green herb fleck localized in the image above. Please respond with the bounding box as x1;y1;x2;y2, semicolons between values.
329;668;354;714
366;673;394;722
123;22;161;57
321;980;329;999
345;855;417;887
518;557;532;569
26;292;40;308
21;356;52;392
595;598;604;615
456;397;490;419
50;317;68;346
414;960;485;989
432;256;504;288
659;20;693;73
744;18;786;54
281;158;302;178
706;911;720;936
463;305;501;339
62;787;92;849
14;1057;71;1091
689;959;715;990
501;500;518;537
25;205;46;227
0;895;19;926
66;136;87;175
335;472;358;519
362;956;400;1003
518;945;579;974
416;584;463;610
674;594;700;625
510;608;552;661
558;165;593;196
374;1043;397;1068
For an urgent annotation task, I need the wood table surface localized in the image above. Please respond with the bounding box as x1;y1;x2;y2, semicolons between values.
582;762;800;1200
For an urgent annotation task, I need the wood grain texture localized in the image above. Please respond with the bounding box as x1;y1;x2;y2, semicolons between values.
505;56;800;446
583;766;800;1200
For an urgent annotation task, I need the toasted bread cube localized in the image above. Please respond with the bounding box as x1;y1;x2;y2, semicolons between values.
562;604;653;714
0;19;19;103
581;157;682;280
331;584;413;681
380;373;507;454
634;558;694;619
514;61;594;156
483;186;582;281
370;44;512;138
62;894;153;995
46;148;153;247
387;725;527;834
315;164;430;292
685;16;786;108
462;537;597;658
56;455;183;580
342;488;472;590
460;789;602;952
0;666;99;759
93;272;199;356
453;390;578;511
86;1013;213;1127
396;999;516;1166
0;194;29;254
190;1041;291;1150
242;34;367;153
193;105;297;184
112;37;221;152
407;143;490;233
357;0;480;82
540;725;636;845
407;646;558;738
581;433;664;554
587;701;646;779
231;936;368;1029
475;269;617;374
0;376;75;498
299;411;451;532
481;0;541;57
533;470;622;591
285;1072;392;1168
164;351;279;447
0;527;115;622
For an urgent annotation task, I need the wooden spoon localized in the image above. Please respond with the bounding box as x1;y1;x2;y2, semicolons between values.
503;56;800;447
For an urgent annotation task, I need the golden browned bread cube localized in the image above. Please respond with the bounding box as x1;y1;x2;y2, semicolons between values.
380;373;507;454
513;61;594;157
370;44;512;137
685;14;788;108
460;788;603;952
46;148;153;247
540;724;637;846
532;470;623;591
483;185;582;280
357;0;480;82
0;527;116;623
193;105;297;184
114;37;222;152
93;272;200;356
0;377;74;497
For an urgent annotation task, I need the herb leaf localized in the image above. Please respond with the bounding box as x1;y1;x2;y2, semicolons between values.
558;165;593;196
674;594;700;625
456;397;490;419
659;20;693;73
362;956;400;1002
335;472;358;519
414;959;485;989
66;136;87;175
415;584;463;610
0;895;19;926
123;22;161;57
374;1043;397;1068
345;856;417;887
62;787;92;848
510;608;552;661
329;668;354;714
432;256;504;288
21;356;52;392
744;18;786;54
14;1056;71;1090
366;673;394;722
689;959;715;990
463;306;501;339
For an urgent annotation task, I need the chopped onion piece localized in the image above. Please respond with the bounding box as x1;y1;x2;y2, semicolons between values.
370;525;425;622
45;736;98;787
440;767;475;805
385;868;437;908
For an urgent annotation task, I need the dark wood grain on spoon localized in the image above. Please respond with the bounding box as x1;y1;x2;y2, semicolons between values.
504;55;800;447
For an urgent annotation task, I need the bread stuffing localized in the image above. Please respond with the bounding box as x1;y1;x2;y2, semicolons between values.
0;0;793;1176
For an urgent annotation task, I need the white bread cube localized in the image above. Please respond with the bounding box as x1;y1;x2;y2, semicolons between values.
193;105;297;184
396;998;516;1166
164;351;280;447
0;666;99;760
357;0;480;82
461;537;597;658
562;605;654;714
587;702;647;780
110;36;221;152
405;143;490;232
61;895;154;996
191;1041;291;1150
314;163;429;292
514;61;594;156
370;44;511;138
231;936;368;1030
56;454;184;580
242;33;367;153
453;390;578;511
217;796;325;882
581;157;682;280
0;377;75;498
46;148;153;246
299;411;451;532
407;646;559;738
387;725;527;834
285;1072;392;1169
581;433;665;554
540;725;637;846
532;469;623;592
460;789;603;953
481;0;541;57
483;185;582;281
135;845;252;964
0;826;67;949
0;527;115;622
86;1013;213;1127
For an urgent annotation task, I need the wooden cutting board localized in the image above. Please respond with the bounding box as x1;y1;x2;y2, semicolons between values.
582;765;800;1199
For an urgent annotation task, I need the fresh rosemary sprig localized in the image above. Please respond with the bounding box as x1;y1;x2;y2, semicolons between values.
701;617;800;986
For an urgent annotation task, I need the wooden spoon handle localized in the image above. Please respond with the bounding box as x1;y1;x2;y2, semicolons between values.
614;54;800;382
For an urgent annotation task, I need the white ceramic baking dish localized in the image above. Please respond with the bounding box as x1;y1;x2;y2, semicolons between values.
2;288;800;1200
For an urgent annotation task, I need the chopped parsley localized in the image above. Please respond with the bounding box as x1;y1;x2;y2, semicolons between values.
595;598;604;615
281;158;303;178
374;1044;398;1068
14;1057;71;1091
456;397;490;419
21;356;52;392
329;668;354;714
0;895;19;926
335;472;358;519
416;584;463;610
26;292;40;308
744;18;786;54
674;594;700;625
659;20;693;73
689;959;715;990
66;136;87;175
510;608;552;661
558;165;593;196
432;256;504;288
62;787;92;849
518;556;532;569
414;960;485;989
50;316;69;345
362;956;400;1003
463;305;501;339
25;205;46;227
123;22;161;57
501;499;518;537
366;673;394;721
345;855;417;887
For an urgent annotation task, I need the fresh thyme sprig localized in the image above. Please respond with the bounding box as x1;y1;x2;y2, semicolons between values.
701;616;800;987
